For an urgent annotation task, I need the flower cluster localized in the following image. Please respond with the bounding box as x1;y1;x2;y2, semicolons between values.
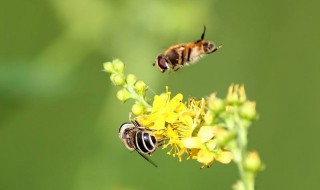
205;85;263;189
136;87;233;167
103;59;151;115
104;59;263;189
104;59;236;168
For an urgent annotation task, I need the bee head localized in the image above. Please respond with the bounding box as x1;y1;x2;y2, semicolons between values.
118;123;135;151
155;54;169;72
203;41;218;54
119;123;130;138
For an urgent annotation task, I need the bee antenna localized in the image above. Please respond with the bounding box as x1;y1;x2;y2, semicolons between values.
147;85;157;95
201;25;206;40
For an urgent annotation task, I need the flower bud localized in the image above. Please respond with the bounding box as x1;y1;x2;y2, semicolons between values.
207;93;224;113
204;111;214;125
226;84;246;104
116;89;131;102
135;80;147;93
213;127;232;146
244;151;262;172
112;59;124;73
131;103;144;115
111;73;125;86
110;73;116;83
240;101;257;120
126;74;137;85
103;62;114;73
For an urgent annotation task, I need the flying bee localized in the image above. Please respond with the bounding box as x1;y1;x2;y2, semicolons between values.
118;120;158;167
153;26;221;72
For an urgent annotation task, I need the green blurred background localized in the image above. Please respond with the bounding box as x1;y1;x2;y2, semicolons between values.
0;0;319;189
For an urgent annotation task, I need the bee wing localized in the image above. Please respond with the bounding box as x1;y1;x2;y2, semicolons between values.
136;151;158;168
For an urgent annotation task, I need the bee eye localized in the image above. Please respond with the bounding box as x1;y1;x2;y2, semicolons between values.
203;42;208;48
157;55;169;70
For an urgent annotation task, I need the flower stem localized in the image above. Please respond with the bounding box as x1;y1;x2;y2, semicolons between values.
125;84;152;111
232;118;255;190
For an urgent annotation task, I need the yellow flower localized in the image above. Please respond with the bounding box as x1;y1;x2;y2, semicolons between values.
183;126;233;167
139;89;183;130
136;87;233;166
183;126;215;149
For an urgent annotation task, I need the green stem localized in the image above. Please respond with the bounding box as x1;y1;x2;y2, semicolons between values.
232;115;255;190
126;84;152;111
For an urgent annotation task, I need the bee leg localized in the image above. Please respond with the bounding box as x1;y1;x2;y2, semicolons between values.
131;119;142;128
157;142;165;147
156;138;168;147
158;137;168;142
140;127;157;132
207;45;222;54
173;66;180;71
207;48;218;54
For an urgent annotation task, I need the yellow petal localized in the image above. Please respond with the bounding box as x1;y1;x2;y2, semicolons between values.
179;115;193;126
152;95;167;112
139;113;159;126
216;151;233;164
153;117;165;130
167;93;183;111
136;116;151;126
197;126;215;142
176;102;188;113
197;148;214;165
166;125;179;138
206;140;217;151
165;112;179;123
147;112;161;122
159;92;169;101
183;137;203;149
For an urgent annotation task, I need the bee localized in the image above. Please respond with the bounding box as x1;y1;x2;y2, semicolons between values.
153;26;221;72
118;120;158;167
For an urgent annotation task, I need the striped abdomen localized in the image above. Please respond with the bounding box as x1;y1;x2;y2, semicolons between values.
134;131;157;154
